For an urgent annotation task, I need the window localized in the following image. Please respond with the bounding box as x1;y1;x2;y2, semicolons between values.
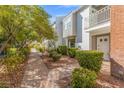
67;22;71;31
104;38;108;41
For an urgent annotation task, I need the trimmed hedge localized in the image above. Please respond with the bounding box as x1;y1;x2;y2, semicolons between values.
57;45;68;55
71;67;97;88
76;50;103;73
68;48;78;58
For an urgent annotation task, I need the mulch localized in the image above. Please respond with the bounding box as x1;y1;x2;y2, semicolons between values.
0;56;29;88
41;53;78;88
42;54;78;70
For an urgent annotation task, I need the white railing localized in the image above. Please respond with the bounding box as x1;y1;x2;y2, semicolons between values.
89;6;110;28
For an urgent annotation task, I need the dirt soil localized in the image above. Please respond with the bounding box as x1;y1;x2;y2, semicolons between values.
97;62;124;88
0;58;28;88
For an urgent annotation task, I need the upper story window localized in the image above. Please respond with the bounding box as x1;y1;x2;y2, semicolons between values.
67;22;71;31
63;21;71;31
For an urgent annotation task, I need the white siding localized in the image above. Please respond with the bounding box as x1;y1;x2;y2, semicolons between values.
63;15;73;38
55;16;64;47
76;7;90;50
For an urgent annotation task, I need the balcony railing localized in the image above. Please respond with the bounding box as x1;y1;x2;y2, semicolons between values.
89;6;110;28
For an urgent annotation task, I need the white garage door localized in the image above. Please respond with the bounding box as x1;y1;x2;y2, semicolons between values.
97;35;110;61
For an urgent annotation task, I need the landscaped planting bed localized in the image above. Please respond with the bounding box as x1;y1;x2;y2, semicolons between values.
42;52;80;87
0;48;30;88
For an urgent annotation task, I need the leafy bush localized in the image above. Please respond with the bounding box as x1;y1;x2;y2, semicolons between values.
71;68;97;88
3;48;29;72
7;48;17;56
68;48;78;58
20;48;30;56
38;47;45;53
3;54;24;72
0;82;8;88
57;45;68;55
76;50;103;73
51;51;61;61
48;48;57;57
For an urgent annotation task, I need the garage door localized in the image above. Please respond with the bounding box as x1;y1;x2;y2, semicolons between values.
97;35;110;61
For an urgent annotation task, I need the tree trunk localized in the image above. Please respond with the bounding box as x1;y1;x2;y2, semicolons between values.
0;35;13;53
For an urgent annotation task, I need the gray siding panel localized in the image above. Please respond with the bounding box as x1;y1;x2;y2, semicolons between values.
76;14;82;43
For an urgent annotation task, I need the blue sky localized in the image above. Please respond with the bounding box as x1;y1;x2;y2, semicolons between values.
42;5;79;23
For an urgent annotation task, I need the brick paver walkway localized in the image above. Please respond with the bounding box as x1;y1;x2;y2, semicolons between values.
21;49;48;88
21;49;79;88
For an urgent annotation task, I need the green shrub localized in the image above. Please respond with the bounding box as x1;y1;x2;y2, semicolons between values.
38;47;45;53
71;68;97;88
7;48;17;56
57;45;68;55
20;48;30;56
0;82;8;88
3;55;23;72
3;51;26;72
76;50;103;73
48;48;57;57
68;48;78;58
51;51;61;61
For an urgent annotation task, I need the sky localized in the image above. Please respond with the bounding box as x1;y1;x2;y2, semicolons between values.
42;5;79;23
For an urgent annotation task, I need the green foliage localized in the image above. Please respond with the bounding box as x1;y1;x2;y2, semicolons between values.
3;48;29;72
57;45;68;55
0;5;55;53
51;51;61;62
6;48;17;56
20;47;30;56
68;48;78;58
33;43;45;52
48;48;61;61
0;82;8;88
76;50;103;73
71;68;97;88
38;47;45;52
48;48;57;57
3;54;24;72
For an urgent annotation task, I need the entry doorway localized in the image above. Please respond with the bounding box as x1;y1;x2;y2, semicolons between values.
97;35;110;61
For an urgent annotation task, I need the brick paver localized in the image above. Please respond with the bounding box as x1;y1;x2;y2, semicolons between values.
21;49;79;88
21;49;48;88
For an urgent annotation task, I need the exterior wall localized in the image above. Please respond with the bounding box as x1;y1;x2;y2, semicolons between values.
63;11;77;47
89;27;110;49
63;15;73;38
76;10;83;48
55;16;64;47
110;6;124;80
76;7;90;50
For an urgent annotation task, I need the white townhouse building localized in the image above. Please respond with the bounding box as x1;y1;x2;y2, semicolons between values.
47;6;124;80
62;6;90;50
62;10;77;48
85;5;110;61
54;16;65;47
55;5;110;61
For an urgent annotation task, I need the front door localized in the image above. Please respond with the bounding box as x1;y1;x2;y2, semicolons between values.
97;35;109;61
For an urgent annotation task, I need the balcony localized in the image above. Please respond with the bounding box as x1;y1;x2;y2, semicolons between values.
88;6;110;28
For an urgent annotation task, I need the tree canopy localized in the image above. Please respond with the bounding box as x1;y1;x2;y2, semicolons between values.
0;5;55;53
